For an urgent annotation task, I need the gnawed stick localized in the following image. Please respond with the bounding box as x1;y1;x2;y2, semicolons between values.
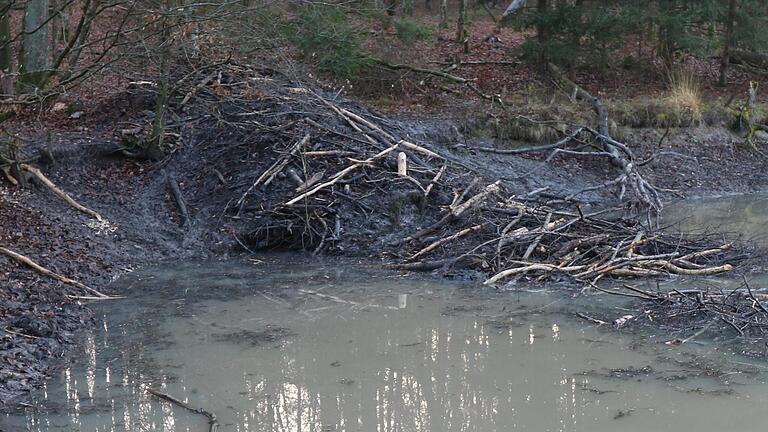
148;388;219;432
0;246;113;298
285;143;400;205
237;133;310;209
21;164;103;221
424;164;446;199
400;181;500;245
409;224;484;261
336;107;445;158
180;70;218;106
484;263;587;285
609;263;733;277
575;312;607;325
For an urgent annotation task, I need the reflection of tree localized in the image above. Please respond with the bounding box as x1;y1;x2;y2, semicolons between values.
212;299;588;432
20;287;594;432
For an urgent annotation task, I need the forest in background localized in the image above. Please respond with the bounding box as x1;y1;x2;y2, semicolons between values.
1;0;768;159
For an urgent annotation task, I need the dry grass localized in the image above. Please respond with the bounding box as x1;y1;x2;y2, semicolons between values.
665;70;703;124
609;72;709;129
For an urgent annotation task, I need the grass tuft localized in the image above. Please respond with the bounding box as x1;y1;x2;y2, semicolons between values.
665;70;703;125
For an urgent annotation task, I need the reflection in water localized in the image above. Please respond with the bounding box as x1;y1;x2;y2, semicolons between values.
2;259;768;432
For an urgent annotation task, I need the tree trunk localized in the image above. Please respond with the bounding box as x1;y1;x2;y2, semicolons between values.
536;0;548;71
439;0;447;27
20;0;51;89
146;5;172;161
456;0;468;52
719;0;737;86
0;0;12;96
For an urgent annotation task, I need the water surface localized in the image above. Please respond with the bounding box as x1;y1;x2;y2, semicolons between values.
3;257;768;432
665;192;768;245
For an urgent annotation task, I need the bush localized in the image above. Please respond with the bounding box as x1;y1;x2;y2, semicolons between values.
286;6;372;79
394;18;432;44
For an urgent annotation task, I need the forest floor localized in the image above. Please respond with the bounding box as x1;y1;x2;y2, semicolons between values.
2;11;768;407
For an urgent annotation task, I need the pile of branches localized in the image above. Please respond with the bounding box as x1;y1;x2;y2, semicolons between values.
159;64;738;286
612;277;768;349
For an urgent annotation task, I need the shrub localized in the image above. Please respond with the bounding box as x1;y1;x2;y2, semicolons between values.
286;5;372;79
394;18;432;44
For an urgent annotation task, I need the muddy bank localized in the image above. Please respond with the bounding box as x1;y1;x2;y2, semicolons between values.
1;67;767;406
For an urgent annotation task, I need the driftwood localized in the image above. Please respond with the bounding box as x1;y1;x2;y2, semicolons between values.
0;246;114;299
547;64;662;220
21;164;104;221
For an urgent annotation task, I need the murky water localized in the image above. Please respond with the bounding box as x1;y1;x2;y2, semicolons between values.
3;256;768;432
665;192;768;245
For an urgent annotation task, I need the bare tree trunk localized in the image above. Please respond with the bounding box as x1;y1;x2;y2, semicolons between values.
536;0;547;71
719;0;737;86
439;0;447;27
0;0;12;96
147;2;173;161
456;0;468;52
20;0;51;89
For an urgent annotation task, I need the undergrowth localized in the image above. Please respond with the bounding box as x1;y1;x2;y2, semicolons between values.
394;18;432;44
285;5;372;79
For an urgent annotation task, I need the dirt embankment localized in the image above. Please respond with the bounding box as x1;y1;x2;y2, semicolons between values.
1;67;767;406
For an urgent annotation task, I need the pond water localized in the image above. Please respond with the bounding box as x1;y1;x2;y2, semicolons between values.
3;255;768;432
664;192;768;246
